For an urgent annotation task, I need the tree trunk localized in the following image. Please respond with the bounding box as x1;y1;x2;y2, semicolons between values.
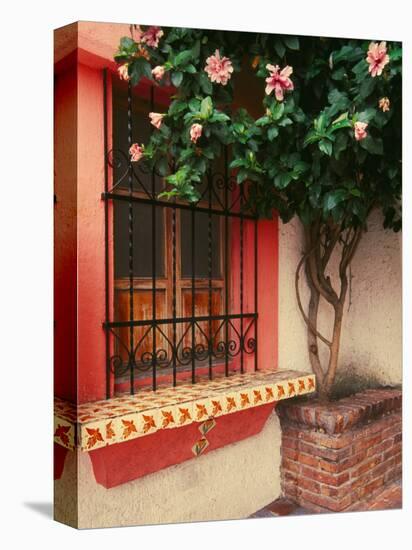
296;220;362;401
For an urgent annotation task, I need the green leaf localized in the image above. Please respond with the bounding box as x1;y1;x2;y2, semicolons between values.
318;139;333;156
188;98;201;112
359;136;383;155
268;127;279;141
390;46;402;61
171;71;183;87
303;131;321;146
191;40;201;59
331;67;346;81
230;158;245;169
274;172;292;189
323;189;348;211
328;89;349;110
357;108;377;123
169;100;187;116
155;156;169;176
358;77;376;99
278;117;293;127
334;132;348;159
315;113;328;132
274;40;286;58
272;102;285;121
283;36;299;50
256;116;271;127
174;50;193;67
129;57;151;85
200;96;213;118
185;64;197;73
199;72;213;94
210;111;230;123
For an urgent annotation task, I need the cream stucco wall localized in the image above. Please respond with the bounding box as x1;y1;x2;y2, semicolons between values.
278;210;402;387
55;411;282;529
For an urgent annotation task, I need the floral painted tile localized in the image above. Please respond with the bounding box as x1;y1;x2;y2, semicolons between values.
192;437;209;457
54;417;75;450
55;369;316;452
198;418;216;436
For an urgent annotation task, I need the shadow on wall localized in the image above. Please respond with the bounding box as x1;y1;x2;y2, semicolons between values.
329;364;399;401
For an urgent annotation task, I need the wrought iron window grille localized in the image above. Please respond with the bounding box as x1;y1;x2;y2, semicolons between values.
102;69;259;397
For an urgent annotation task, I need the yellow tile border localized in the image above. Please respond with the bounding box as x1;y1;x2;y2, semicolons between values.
54;370;316;452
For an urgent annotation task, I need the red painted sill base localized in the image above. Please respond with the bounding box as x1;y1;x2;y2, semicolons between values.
88;402;275;488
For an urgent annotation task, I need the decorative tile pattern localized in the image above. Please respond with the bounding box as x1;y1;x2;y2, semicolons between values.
54;370;316;451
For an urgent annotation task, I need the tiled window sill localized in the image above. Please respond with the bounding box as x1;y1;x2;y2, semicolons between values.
54;369;316;452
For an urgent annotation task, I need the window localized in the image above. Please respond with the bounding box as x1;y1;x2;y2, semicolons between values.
103;75;258;395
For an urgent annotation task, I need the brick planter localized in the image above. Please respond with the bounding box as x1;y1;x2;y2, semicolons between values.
277;389;402;512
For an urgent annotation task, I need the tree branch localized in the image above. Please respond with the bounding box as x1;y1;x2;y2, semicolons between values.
295;250;332;348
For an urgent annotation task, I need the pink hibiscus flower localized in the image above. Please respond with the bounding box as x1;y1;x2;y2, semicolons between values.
190;123;203;143
204;50;234;85
379;97;390;112
265;64;294;101
129;143;144;162
366;41;390;77
354;121;368;141
152;65;166;81
149;112;164;129
142;26;164;48
118;64;129;81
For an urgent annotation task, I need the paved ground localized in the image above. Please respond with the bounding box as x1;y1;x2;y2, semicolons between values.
249;480;402;518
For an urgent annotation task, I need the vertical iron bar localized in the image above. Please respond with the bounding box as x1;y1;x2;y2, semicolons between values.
240;184;244;374
254;217;258;371
127;80;135;394
207;171;213;380
224;147;229;377
103;69;110;399
172;199;177;386
191;202;196;384
150;86;157;391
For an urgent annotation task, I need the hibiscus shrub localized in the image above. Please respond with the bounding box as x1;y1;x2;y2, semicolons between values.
114;26;402;399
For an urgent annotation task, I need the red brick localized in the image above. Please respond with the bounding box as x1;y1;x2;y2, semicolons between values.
319;451;367;474
368;457;396;481
265;498;298;516
299;429;353;449
394;433;402;444
383;442;402;461
352;434;382;453
354;476;385;500
298;440;352;461
297;476;321;494
301;466;350;487
366;437;393;457
298;489;351;512
282;436;299;450
319;483;351;499
297;452;320;469
281;457;301;474
282;447;299;461
282;470;298;484
283;481;298;499
352;455;383;477
384;465;402;483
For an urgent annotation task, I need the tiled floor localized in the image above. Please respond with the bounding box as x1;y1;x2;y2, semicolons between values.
249;480;402;518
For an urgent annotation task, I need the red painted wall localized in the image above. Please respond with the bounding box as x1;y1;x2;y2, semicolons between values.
76;63;108;403
54;64;77;402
